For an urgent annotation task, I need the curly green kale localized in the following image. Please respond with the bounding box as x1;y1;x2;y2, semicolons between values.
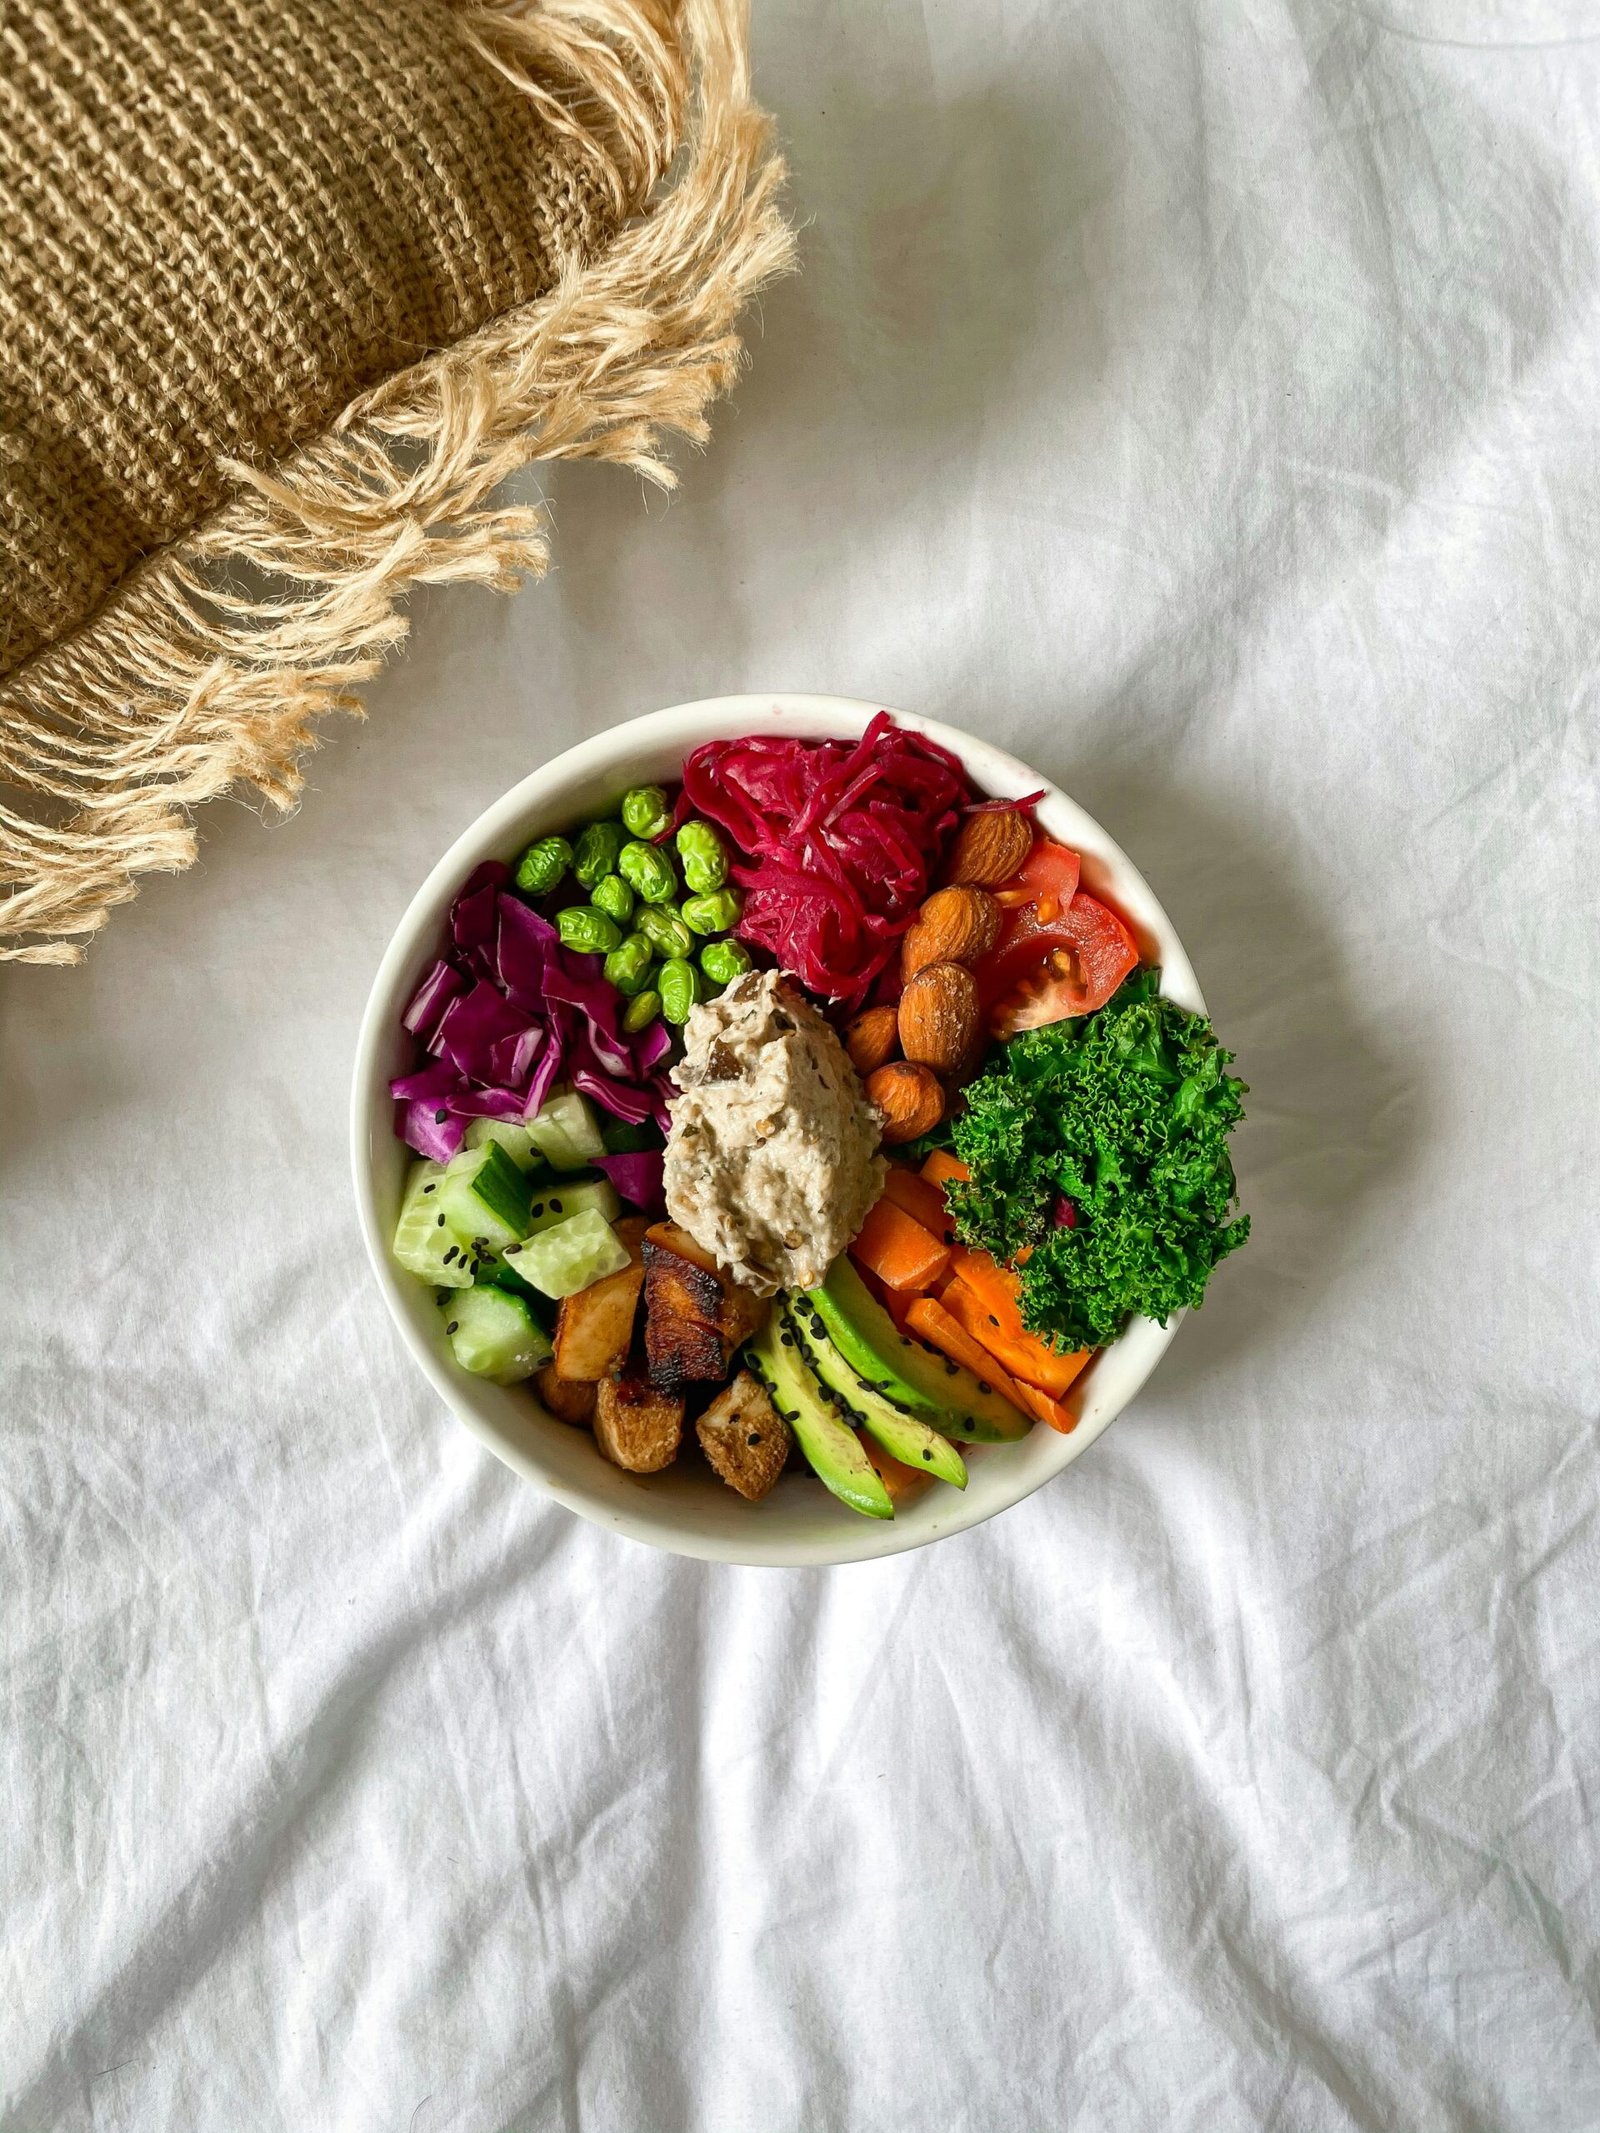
946;967;1249;1349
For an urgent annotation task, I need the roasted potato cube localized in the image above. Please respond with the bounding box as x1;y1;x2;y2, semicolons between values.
535;1364;596;1428
696;1370;792;1502
593;1372;685;1473
554;1221;648;1381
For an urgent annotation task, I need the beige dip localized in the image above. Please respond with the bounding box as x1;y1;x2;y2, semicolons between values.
664;970;886;1294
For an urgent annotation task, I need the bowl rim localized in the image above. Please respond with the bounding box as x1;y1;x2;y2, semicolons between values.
350;693;1203;1567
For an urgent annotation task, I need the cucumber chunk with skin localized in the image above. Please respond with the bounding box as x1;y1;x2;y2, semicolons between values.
784;1296;967;1488
440;1287;552;1383
525;1089;607;1171
392;1160;475;1288
464;1117;550;1176
473;1256;557;1333
524;1175;621;1234
438;1142;534;1253
504;1209;630;1299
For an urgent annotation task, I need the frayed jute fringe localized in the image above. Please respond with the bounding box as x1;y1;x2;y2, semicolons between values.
0;0;793;963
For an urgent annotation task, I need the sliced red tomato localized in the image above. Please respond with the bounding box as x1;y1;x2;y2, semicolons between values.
976;839;1079;1009
983;891;1140;1030
994;839;1080;923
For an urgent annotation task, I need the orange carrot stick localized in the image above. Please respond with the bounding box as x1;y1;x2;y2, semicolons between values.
904;1296;1030;1415
881;1165;957;1242
919;1150;970;1190
940;1275;1091;1401
850;1197;952;1293
1011;1379;1082;1435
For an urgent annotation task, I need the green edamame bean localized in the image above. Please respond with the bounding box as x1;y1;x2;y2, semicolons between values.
620;785;673;840
675;819;729;894
603;932;655;997
681;887;744;936
590;873;635;926
573;820;626;888
657;957;704;1025
513;835;572;897
635;903;693;960
622;988;662;1033
556;905;622;956
699;938;753;989
618;838;678;905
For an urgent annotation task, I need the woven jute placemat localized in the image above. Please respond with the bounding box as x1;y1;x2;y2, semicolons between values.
0;0;793;962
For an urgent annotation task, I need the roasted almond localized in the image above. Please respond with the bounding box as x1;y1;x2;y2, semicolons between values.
898;961;981;1077
844;1003;901;1078
900;885;1001;978
941;808;1034;887
865;1061;945;1145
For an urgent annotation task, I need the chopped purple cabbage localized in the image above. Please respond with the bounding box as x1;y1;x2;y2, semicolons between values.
393;870;676;1158
593;1149;666;1210
401;959;466;1043
398;1098;467;1163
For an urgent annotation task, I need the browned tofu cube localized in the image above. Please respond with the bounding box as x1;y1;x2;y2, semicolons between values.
593;1372;685;1473
695;1370;792;1502
553;1218;648;1381
722;1287;770;1348
643;1222;771;1390
535;1363;596;1428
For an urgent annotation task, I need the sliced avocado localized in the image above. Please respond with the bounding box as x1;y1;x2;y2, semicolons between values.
744;1316;893;1521
783;1296;967;1489
810;1257;1031;1444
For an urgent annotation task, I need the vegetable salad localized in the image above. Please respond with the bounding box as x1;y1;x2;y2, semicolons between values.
386;716;1249;1520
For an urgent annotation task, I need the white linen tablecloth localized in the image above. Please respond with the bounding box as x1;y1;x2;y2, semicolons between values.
6;4;1599;2126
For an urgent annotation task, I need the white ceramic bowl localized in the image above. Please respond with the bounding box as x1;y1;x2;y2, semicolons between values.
351;695;1204;1566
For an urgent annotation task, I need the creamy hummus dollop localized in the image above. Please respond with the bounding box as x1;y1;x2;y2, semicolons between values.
664;970;886;1294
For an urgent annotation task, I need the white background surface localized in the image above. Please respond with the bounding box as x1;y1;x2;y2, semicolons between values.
5;2;1599;2126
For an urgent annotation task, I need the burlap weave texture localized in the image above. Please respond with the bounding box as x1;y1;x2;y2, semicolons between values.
1;0;615;677
0;0;792;961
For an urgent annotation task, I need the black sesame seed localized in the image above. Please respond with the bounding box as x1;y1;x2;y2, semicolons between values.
446;1321;459;1335
922;1448;933;1461
944;1361;958;1376
550;1198;563;1214
437;1213;446;1227
423;1184;436;1195
747;1432;762;1446
443;1247;458;1264
988;1314;1000;1328
978;1381;992;1395
434;1109;448;1123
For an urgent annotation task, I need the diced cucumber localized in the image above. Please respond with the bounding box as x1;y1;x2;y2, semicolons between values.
464;1117;549;1176
525;1088;607;1171
524;1174;622;1234
392;1160;476;1288
473;1256;557;1334
504;1209;631;1298
438;1142;534;1253
439;1288;552;1383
